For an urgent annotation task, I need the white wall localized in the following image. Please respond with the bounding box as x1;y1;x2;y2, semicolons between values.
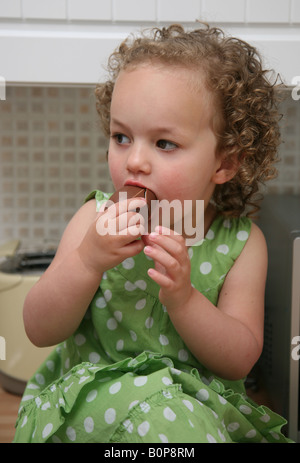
0;0;299;84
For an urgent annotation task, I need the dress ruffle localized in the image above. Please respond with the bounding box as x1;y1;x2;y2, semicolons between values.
14;351;291;443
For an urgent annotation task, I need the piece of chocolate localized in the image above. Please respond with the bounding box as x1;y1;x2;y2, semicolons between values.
106;185;157;233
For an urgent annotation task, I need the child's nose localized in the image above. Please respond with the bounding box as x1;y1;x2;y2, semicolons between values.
126;145;151;175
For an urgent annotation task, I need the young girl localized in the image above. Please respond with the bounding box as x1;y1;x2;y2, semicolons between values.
14;23;290;443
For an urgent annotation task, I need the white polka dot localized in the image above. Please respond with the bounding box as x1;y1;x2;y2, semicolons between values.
95;297;106;308
140;401;151;413
46;360;55;372
200;262;212;275
89;352;100;363
86;389;97;402
109;381;122;394
64;358;70;369
107;318;118;330
134;376;148;387
162;390;173;399
21;415;28;428
22;395;34;402
41;401;51;410
227;422;240;432
122;419;133;433
206;433;217;443
178;349;189;362
145;317;154;328
74;333;86;346
114;311;122;322
239;404;252;415
196;389;209;402
163;406;176;422
218;428;226;442
116;339;124;351
159;334;169;346
159;433;169;443
104;408;116;424
130;330;137;341
138;421;150;437
162;376;173;386
35;397;42;407
206;229;215;239
218;395;227;405
135;298;146;310
66;426;76;441
52;435;62;443
78;376;89;384
269;431;280;440
84;417;94;433
260;413;270;423
129;400;139;409
42;423;53;439
216;244;229;255
170;368;181;375
135;280;147;290
35;373;45;385
104;289;112;301
237;230;249;241
122;257;135;269
245;429;256;438
125;281;136;291
182;399;194;412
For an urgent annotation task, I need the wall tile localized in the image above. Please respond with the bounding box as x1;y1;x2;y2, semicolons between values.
68;0;112;21
157;0;200;22
202;0;245;23
291;0;300;23
113;0;156;22
246;0;290;23
22;0;66;20
0;0;21;18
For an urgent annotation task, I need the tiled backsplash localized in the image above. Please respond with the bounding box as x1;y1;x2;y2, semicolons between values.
0;86;299;250
0;86;112;250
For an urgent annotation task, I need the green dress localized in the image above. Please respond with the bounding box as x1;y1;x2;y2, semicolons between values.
13;191;290;443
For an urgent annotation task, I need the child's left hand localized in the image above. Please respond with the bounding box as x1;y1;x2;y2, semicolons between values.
143;226;192;311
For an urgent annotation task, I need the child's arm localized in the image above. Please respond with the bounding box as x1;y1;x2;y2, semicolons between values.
144;222;266;380
23;198;146;347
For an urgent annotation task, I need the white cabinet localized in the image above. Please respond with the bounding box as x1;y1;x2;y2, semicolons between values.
0;0;299;84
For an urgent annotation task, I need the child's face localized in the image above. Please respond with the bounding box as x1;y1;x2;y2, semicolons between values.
108;64;223;212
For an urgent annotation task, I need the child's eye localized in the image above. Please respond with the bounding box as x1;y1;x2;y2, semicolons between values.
157;139;178;151
112;133;130;145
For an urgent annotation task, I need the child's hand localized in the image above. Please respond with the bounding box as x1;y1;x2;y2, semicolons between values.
78;198;147;275
144;226;193;310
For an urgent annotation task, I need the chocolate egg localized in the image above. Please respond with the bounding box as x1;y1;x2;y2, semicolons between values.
106;185;157;233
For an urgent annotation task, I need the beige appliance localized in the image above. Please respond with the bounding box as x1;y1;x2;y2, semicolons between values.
0;243;55;395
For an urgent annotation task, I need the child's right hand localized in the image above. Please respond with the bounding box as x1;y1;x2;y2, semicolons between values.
77;197;147;276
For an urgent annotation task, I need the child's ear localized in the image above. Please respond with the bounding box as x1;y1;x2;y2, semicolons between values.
212;151;241;185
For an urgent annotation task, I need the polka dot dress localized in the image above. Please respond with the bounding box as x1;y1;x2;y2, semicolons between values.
13;191;291;443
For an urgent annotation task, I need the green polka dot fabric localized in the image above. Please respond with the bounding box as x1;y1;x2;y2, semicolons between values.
13;191;291;443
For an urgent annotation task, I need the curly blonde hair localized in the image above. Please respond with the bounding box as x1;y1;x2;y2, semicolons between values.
95;23;282;217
